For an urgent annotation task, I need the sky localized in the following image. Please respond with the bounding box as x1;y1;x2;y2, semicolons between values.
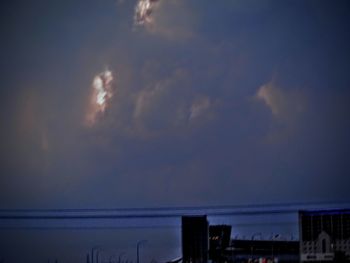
1;0;350;210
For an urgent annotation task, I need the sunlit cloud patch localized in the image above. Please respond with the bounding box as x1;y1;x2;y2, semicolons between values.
189;96;211;121
85;69;114;126
134;0;161;27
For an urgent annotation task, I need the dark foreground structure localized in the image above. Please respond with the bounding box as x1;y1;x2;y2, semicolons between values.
207;223;298;263
180;208;350;263
225;239;299;263
299;209;350;262
182;215;209;263
209;225;232;262
181;216;299;263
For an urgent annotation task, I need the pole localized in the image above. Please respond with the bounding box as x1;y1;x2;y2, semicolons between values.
136;240;147;263
96;250;100;263
118;252;126;263
91;246;100;263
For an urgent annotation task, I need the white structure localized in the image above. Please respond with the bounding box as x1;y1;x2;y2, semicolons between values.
299;209;350;262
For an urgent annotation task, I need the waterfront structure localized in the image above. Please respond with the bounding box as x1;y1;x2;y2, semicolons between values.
225;239;299;263
182;215;209;263
209;225;231;262
299;209;350;262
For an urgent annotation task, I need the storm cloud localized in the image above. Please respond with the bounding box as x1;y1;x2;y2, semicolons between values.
0;0;349;210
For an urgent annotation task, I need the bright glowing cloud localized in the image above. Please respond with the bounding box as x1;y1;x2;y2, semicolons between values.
86;69;114;126
134;0;161;27
133;0;194;40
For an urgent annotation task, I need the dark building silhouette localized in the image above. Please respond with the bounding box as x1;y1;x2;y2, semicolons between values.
209;225;231;262
299;209;350;262
182;215;208;263
226;239;299;263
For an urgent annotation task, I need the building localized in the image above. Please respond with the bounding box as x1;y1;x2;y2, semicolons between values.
225;239;299;263
209;225;232;263
182;215;209;263
299;209;350;262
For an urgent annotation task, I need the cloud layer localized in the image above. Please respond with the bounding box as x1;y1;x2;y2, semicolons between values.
1;0;349;209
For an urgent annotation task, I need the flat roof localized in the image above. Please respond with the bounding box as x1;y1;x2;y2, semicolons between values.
299;209;350;216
